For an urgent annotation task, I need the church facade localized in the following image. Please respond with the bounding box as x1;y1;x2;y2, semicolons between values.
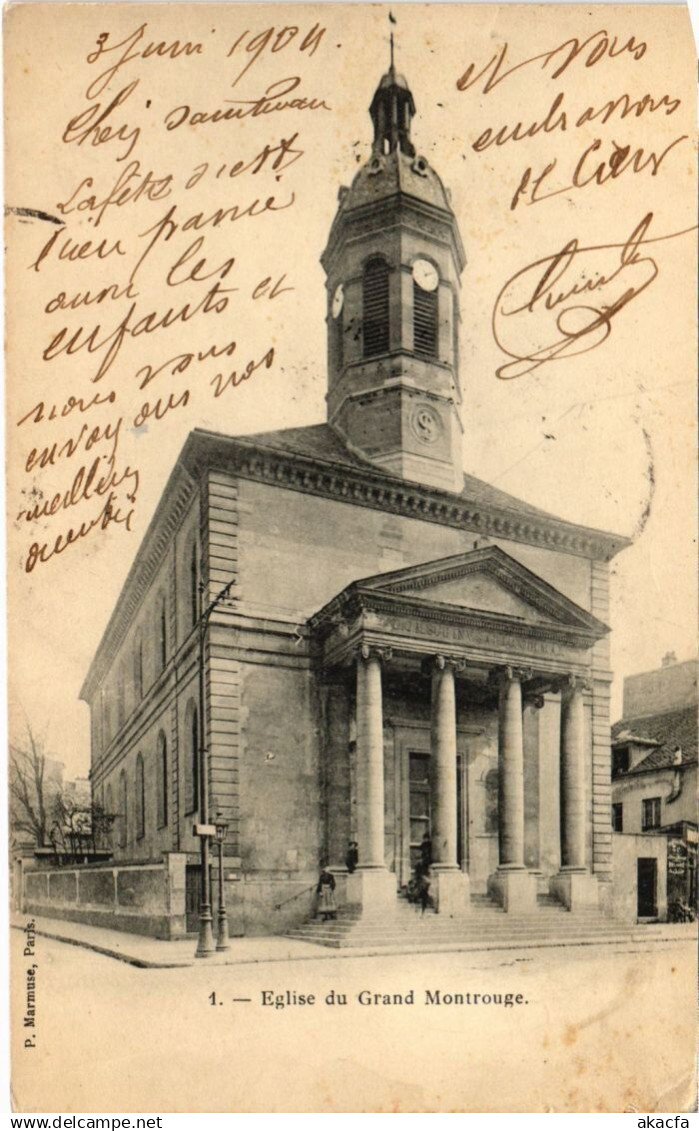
82;64;629;935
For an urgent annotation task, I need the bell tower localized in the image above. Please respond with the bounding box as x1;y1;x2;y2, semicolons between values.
321;49;466;493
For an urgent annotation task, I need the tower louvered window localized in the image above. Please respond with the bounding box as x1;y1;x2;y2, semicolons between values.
362;258;389;358
413;281;438;358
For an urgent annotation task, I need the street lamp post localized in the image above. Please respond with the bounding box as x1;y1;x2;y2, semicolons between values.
194;577;236;959
214;812;230;952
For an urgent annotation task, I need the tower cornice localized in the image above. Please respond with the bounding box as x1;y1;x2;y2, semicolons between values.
322;177;466;274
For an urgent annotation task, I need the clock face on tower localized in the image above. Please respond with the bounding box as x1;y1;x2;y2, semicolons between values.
412;259;439;292
331;284;344;318
410;404;443;445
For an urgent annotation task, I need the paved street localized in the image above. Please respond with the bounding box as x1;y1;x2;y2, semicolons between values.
10;932;696;1113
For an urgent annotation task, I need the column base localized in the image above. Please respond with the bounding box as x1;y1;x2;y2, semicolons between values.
550;869;599;912
488;868;537;913
430;867;470;916
346;868;395;917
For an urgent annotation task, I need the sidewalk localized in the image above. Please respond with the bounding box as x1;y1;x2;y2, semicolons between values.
12;914;326;968
12;913;697;969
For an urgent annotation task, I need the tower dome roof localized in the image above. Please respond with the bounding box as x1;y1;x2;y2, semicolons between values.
339;147;453;215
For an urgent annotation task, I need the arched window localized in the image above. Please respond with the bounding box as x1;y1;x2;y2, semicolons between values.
484;768;499;836
362;257;389;358
105;784;114;849
413;277;438;358
185;701;199;814
157;732;168;828
134;630;144;701
157;594;168;674
118;770;128;848
135;754;145;840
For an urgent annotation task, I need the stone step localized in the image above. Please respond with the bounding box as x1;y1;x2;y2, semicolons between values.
298;915;618;934
288;923;632;943
285;930;639;951
289;928;631;944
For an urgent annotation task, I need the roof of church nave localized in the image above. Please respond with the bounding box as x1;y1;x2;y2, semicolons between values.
197;420;625;539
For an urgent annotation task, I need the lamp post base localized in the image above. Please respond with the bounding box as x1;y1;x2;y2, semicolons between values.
195;906;216;957
216;912;230;952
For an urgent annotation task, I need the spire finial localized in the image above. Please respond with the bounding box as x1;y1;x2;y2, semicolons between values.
369;18;415;158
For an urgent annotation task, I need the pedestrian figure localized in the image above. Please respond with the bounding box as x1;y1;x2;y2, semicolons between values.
345;840;358;874
316;866;337;921
415;862;432;916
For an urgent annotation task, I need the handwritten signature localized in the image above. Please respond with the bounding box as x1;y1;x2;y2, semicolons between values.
492;212;697;379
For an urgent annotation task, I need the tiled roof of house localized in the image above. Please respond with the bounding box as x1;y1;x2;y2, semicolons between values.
612;706;698;773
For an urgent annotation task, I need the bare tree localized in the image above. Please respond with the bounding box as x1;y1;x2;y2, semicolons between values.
48;796;117;862
9;725;58;848
11;725;117;862
89;800;117;854
50;794;90;862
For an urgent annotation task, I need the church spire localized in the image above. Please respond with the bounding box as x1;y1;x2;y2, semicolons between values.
369;30;416;157
321;53;467;493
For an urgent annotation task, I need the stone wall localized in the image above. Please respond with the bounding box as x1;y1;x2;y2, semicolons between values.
612;765;697;833
22;854;187;939
611;834;668;923
623;659;698;717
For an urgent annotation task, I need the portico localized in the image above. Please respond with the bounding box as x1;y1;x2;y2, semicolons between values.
310;546;609;917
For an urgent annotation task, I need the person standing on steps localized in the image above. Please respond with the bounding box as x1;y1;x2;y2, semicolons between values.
414;861;432;917
316;865;337;921
345;840;358;874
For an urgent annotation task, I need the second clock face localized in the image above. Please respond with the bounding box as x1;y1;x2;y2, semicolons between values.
332;284;344;318
412;259;439;292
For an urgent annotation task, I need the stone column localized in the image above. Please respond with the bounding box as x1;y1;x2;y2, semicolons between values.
561;679;586;869
498;669;525;868
431;657;458;868
356;646;385;867
488;667;537;912
347;645;395;915
550;676;599;911
430;656;469;914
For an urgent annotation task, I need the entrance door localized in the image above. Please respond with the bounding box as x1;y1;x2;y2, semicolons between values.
409;752;431;869
185;865;201;933
637;857;658;918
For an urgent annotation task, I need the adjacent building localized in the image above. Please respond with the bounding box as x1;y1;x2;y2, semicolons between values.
611;655;697;920
80;64;631;937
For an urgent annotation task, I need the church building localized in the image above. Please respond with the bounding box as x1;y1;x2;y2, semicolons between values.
82;62;630;937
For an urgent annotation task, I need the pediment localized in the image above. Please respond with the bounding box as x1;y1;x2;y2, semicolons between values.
394;572;546;621
355;546;608;635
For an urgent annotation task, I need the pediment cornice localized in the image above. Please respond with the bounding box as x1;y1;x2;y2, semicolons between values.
311;546;609;643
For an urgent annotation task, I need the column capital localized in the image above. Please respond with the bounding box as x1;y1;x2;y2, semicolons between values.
356;643;393;665
432;653;466;674
556;673;592;695
493;664;533;687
